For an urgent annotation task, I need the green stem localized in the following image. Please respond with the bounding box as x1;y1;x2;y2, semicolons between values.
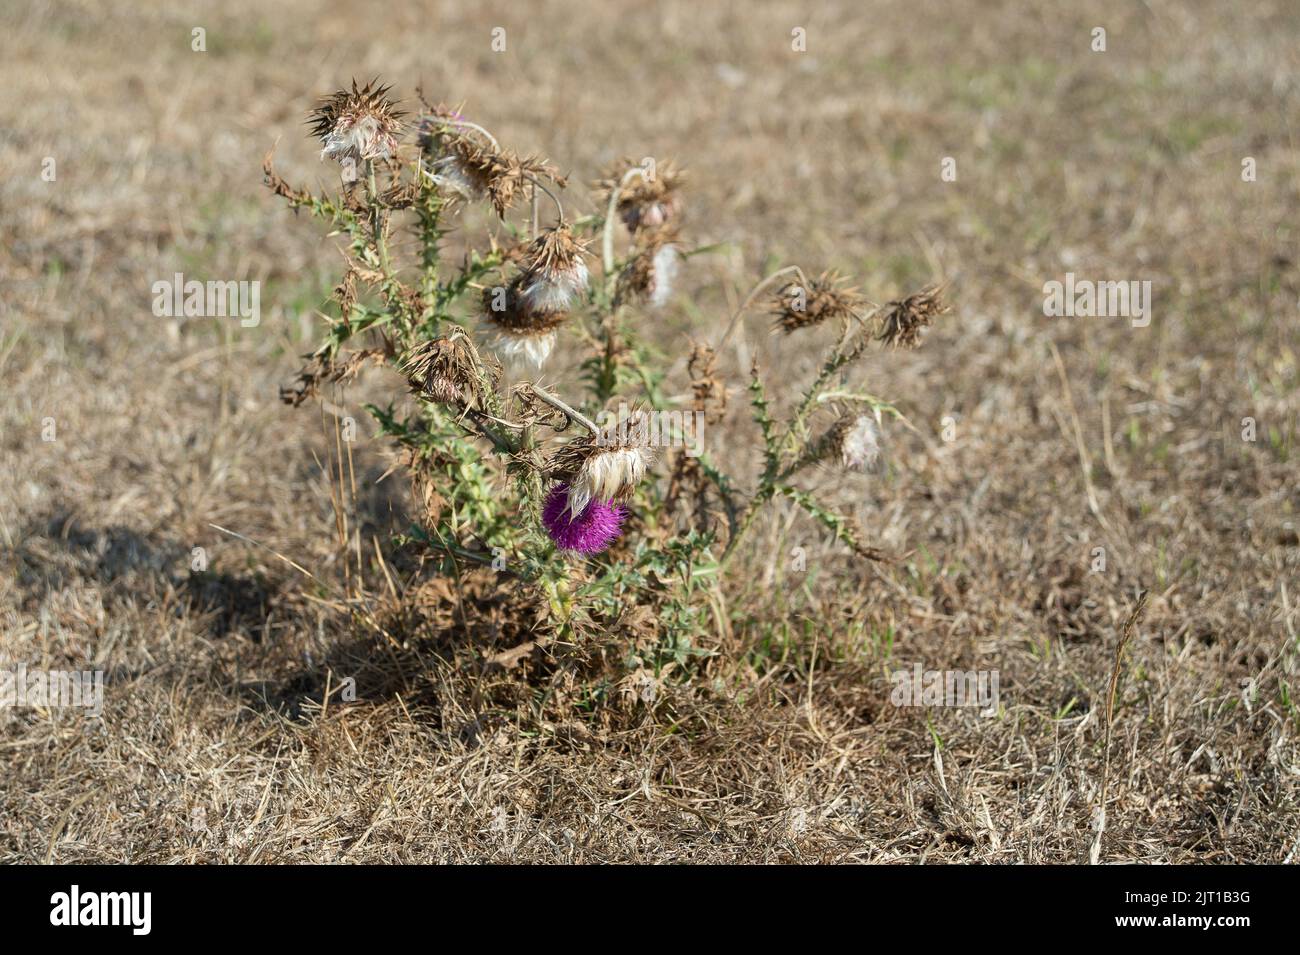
602;167;646;278
520;421;544;523
777;336;871;464
366;161;392;278
719;486;774;569
543;577;575;641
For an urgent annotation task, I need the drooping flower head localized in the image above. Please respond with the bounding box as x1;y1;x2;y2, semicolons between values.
309;79;405;165
542;483;625;554
418;107;564;217
617;228;680;308
478;225;588;370
796;411;885;474
549;419;655;517
517;224;590;314
480;280;568;369
598;159;684;234
772;270;865;334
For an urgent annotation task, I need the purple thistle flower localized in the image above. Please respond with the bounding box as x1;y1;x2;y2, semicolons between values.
542;483;625;554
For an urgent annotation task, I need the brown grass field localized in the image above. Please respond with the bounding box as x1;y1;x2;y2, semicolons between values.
2;0;1298;863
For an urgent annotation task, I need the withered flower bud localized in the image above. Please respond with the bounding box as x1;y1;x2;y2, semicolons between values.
877;284;950;349
772;270;865;334
401;335;480;406
420;110;563;218
517;224;590;314
598;160;684;234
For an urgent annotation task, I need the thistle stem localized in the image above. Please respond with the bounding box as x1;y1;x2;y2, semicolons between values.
719;487;774;569
716;265;810;351
524;174;564;225
543;577;575;642
365;161;392;278
519;421;545;521
601;167;647;278
777;331;875;463
440;117;500;151
528;385;601;435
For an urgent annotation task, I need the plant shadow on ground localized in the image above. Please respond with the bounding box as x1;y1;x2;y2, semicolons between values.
11;510;280;640
234;568;555;732
9;488;569;737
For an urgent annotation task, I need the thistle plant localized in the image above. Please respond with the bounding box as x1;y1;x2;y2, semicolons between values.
264;79;947;665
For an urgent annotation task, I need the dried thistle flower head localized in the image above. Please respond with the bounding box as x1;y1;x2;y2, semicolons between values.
476;225;586;369
401;335;480;405
517;224;590;313
599;159;684;233
480;281;568;368
420;112;563;217
550;425;654;518
797;411;883;474
828;413;882;472
618;229;680;307
279;348;386;407
309;79;405;165
772;270;864;334
877;283;950;349
491;328;557;369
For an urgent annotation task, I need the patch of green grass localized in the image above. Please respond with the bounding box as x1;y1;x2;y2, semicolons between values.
203;20;276;57
945;57;1061;111
1159;113;1240;158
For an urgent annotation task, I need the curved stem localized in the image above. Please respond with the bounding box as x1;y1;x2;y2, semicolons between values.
716;265;810;351
602;167;647;277
524;174;563;224
447;405;516;454
528;385;600;435
439;117;500;152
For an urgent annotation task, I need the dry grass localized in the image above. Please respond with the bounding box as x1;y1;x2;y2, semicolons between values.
1;0;1298;863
